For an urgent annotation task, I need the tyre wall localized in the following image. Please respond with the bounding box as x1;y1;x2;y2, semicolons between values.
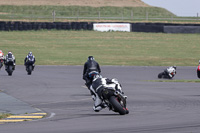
0;21;93;31
0;21;200;33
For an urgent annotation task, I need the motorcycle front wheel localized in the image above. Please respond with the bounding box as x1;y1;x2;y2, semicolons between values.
27;65;32;75
8;65;13;76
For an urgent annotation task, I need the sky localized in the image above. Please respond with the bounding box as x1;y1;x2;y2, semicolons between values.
141;0;200;16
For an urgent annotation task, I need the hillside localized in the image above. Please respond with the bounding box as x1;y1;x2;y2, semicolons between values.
0;0;150;7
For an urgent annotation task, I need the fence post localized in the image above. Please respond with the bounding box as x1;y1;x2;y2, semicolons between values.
98;11;100;20
77;10;79;21
122;9;124;20
146;11;148;21
171;15;173;23
131;10;133;20
197;13;199;21
52;10;56;22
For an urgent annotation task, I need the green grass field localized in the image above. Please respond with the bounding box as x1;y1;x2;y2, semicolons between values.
0;30;200;66
0;5;175;22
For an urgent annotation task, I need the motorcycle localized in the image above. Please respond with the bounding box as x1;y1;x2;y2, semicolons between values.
158;67;176;79
25;62;34;75
0;58;3;69
85;71;99;88
197;65;200;78
101;86;129;115
5;58;15;76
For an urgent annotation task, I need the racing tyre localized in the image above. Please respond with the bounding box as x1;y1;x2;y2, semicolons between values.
27;65;32;75
158;72;164;79
8;66;13;76
109;96;127;115
197;70;200;78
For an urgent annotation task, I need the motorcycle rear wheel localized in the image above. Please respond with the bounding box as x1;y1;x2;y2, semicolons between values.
109;96;127;115
158;72;164;79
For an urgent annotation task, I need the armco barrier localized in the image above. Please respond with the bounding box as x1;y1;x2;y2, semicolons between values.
0;21;200;33
132;23;164;33
164;26;200;33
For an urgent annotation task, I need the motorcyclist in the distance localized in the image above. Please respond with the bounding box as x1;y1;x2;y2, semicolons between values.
90;73;125;112
165;66;177;79
164;66;176;79
158;66;177;79
4;51;16;70
24;52;36;71
83;56;101;89
197;60;200;78
0;50;5;69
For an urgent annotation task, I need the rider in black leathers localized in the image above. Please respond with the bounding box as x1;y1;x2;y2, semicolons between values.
83;56;101;88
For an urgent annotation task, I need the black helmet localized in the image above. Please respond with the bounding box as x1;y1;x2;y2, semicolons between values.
88;56;94;61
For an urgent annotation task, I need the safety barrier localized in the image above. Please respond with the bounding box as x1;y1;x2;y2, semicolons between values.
0;21;93;31
0;21;200;33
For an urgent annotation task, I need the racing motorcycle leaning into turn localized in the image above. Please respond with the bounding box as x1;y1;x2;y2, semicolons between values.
90;74;129;115
158;66;177;79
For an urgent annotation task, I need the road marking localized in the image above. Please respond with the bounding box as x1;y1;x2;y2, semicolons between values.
0;112;47;124
7;116;43;119
0;119;31;122
31;113;47;115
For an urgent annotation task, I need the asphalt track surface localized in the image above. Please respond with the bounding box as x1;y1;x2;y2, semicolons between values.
0;65;200;133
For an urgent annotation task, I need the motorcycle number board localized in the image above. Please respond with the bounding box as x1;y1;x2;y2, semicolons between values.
93;23;131;32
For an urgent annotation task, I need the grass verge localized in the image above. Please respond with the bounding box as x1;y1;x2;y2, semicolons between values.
0;5;175;22
0;30;200;66
0;113;11;119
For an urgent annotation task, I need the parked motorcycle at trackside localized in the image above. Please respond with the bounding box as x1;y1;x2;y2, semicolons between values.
158;66;177;79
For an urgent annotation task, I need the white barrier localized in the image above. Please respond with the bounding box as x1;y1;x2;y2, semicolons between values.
93;23;131;32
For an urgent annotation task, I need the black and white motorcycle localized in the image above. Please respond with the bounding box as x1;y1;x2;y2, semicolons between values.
25;60;35;75
5;58;15;76
158;66;177;79
101;84;129;115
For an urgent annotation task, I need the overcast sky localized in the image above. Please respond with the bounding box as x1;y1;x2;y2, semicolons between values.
141;0;200;16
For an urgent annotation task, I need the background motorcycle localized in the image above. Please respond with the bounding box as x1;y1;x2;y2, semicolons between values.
0;58;3;69
101;86;129;115
158;70;175;79
25;61;34;75
197;65;200;78
5;58;15;76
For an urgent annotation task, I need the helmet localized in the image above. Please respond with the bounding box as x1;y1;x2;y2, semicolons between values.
173;66;177;70
199;60;200;64
8;51;12;54
88;56;94;61
28;52;32;56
